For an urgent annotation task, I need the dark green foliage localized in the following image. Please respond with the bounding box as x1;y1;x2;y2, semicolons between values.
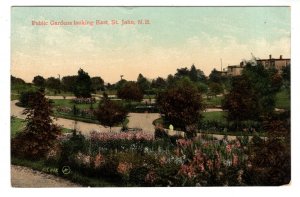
129;166;149;186
58;131;88;171
46;77;61;93
94;93;128;131
154;127;169;139
156;78;204;137
11;75;25;85
11;90;61;159
223;76;260;124
74;68;92;98
61;75;77;92
117;81;143;102
32;75;46;87
91;76;104;93
151;77;167;89
137;73;151;94
19;90;39;107
174;65;206;83
242;63;283;115
209;82;224;96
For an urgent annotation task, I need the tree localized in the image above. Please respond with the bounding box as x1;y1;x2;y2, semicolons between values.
46;77;61;93
156;78;204;138
117;81;143;102
242;63;282;116
189;64;198;82
91;76;104;93
151;77;167;89
167;74;175;87
74;68;92;98
114;79;127;91
94;93;128;132
209;68;222;83
222;76;260;130
175;67;190;78
175;65;207;82
61;75;77;92
209;82;224;97
137;73;151;94
196;82;208;94
11;90;61;159
32;75;45;87
11;75;25;85
19;90;38;107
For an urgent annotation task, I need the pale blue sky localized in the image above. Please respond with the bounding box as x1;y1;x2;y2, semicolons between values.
11;7;290;83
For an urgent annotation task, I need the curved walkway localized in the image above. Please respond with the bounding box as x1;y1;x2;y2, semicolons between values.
11;165;80;187
11;100;159;136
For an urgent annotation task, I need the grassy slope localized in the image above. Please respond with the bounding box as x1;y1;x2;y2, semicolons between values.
275;88;290;110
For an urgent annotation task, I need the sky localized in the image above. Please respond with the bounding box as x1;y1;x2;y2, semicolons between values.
11;6;291;83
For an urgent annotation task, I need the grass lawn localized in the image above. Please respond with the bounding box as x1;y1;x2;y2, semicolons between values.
11;94;20;101
275;88;290;110
11;116;73;137
202;111;226;123
204;96;223;107
11;117;26;137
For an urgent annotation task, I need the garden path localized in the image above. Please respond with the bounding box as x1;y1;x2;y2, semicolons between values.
11;100;159;136
11;165;80;187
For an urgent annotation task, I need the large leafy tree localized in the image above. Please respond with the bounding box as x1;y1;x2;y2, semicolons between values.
61;75;77;92
222;76;260;128
94;93;128;132
32;75;46;87
209;82;224;97
11;90;61;159
91;76;105;93
151;77;167;89
74;68;92;98
117;81;143;102
156;78;204;138
137;73;151;94
46;77;61;93
11;75;25;85
242;63;282;116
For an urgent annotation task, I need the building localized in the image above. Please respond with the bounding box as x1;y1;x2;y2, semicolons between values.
225;55;290;76
256;55;290;71
227;65;244;76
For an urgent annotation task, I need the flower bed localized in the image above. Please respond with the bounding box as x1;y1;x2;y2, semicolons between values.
73;97;96;104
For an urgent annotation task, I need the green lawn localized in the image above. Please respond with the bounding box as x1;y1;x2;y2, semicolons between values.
202;111;226;123
11;116;72;137
204;96;223;107
11;117;26;137
11;94;20;101
275;88;290;110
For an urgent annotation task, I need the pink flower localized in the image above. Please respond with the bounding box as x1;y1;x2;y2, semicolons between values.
94;154;105;168
232;154;239;167
206;159;213;171
226;144;232;153
179;164;196;179
176;139;192;148
117;162;132;175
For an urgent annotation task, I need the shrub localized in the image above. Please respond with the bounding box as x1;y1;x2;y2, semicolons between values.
11;91;61;160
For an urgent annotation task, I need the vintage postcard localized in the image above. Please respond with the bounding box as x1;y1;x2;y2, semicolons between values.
11;6;290;187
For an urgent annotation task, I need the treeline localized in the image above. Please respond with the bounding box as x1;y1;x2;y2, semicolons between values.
11;64;228;97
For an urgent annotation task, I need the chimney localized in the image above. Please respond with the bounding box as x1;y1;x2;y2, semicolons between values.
280;55;282;59
269;54;272;59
